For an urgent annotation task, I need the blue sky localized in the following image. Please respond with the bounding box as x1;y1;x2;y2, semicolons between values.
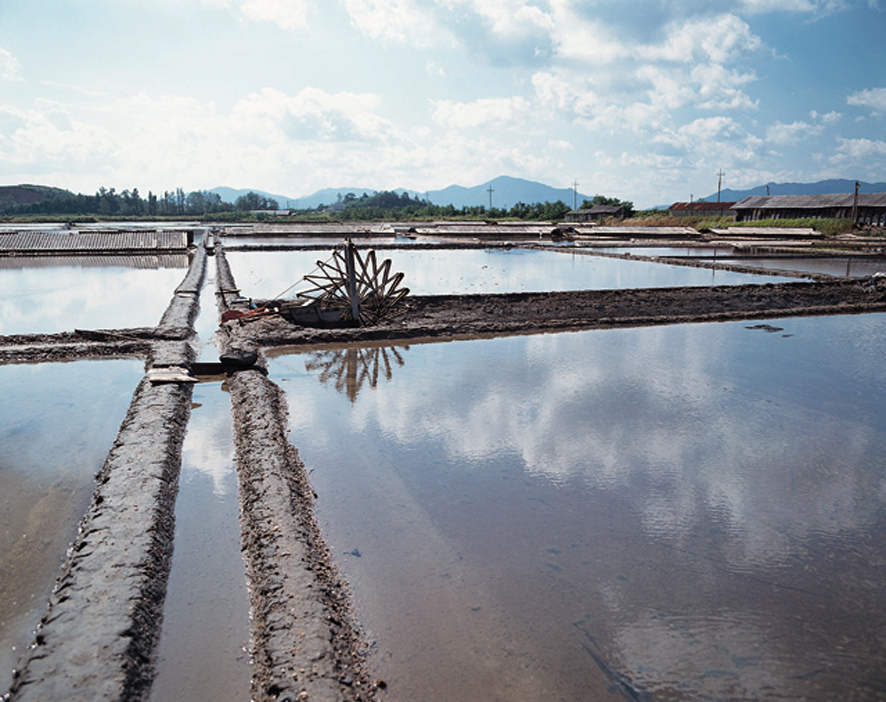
0;0;884;207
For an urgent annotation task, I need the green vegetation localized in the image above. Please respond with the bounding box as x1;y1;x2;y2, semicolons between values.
730;217;854;237
312;190;572;222
579;194;634;215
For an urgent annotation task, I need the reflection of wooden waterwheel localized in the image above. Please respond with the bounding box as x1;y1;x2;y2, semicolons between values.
296;241;409;326
305;345;408;403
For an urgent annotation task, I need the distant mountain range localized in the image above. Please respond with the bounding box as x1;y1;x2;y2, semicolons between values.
702;179;886;204
3;177;884;212
210;176;594;210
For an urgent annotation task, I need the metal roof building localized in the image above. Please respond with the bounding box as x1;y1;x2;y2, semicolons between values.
668;201;737;219
732;193;886;225
565;205;627;222
0;229;193;255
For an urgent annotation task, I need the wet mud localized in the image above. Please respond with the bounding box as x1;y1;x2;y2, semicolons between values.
223;278;886;350
228;368;375;702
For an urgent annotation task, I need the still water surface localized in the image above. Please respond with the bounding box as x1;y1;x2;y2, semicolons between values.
0;257;188;335
149;381;251;702
0;360;144;692
227;248;788;299
267;315;886;700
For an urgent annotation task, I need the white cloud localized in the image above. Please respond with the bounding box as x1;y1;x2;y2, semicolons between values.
447;0;554;38
548;6;628;64
344;0;444;45
739;0;847;13
0;49;22;81
431;96;531;129
811;109;841;124
833;137;886;161
653;116;744;151
765;120;823;145
232;87;389;143
239;0;310;30
847;87;886;115
641;15;764;64
200;0;310;29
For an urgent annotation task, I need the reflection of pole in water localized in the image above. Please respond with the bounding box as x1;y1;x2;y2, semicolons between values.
304;345;409;403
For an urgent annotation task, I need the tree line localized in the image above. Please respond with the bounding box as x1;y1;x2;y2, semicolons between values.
0;187;280;217
1;185;634;221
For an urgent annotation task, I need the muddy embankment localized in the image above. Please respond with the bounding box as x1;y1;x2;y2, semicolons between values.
216;248;377;702
222;277;886;350
5;245;207;702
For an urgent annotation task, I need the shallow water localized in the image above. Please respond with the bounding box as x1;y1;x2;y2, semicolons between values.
226;248;788;299
0;359;144;692
735;257;886;277
0;257;188;335
267;314;886;700
149;381;251;702
592;246;733;257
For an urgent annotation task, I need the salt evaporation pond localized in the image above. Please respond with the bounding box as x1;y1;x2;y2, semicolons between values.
149;381;251;702
591;246;733;257
267;313;886;701
0;359;145;692
736;257;886;278
226;248;788;299
0;256;188;335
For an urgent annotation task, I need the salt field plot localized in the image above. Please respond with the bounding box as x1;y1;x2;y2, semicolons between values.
591;246;733;257
268;314;886;701
150;382;251;702
0;359;144;692
0;257;188;335
736;257;886;277
226;248;788;299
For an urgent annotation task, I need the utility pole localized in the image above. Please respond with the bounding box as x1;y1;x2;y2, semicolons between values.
572;180;579;211
487;185;494;210
717;169;726;202
851;180;860;225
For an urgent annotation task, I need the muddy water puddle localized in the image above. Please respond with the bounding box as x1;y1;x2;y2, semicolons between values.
267;314;886;700
0;359;145;692
0;256;188;335
227;248;787;299
149;381;251;702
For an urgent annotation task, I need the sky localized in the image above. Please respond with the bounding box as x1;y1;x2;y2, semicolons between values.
0;0;884;208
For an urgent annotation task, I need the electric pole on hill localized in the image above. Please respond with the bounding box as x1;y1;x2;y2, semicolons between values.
573;180;579;211
488;185;494;211
717;169;726;202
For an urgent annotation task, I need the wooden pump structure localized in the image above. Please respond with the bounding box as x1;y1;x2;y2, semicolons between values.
279;240;410;327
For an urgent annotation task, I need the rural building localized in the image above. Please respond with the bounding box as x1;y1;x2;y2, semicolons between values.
732;193;886;225
565;205;626;222
668;201;737;219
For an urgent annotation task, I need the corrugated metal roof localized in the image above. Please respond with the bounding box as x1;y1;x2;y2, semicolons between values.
669;201;736;211
733;193;886;209
0;254;188;270
0;229;189;252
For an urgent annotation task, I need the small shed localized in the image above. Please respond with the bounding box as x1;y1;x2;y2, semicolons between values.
668;201;737;219
565;205;626;222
